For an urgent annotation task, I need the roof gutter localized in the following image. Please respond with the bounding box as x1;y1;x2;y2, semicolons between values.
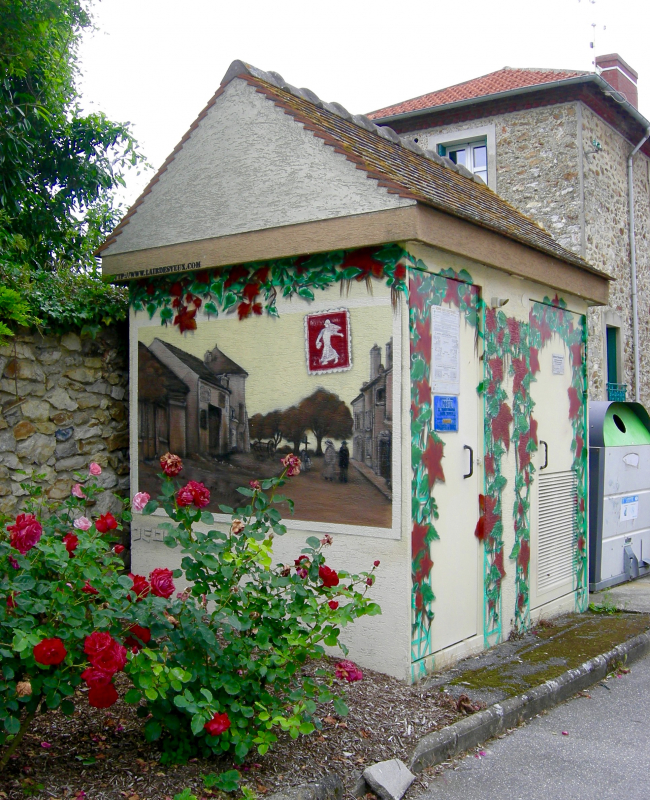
373;74;650;142
628;126;650;402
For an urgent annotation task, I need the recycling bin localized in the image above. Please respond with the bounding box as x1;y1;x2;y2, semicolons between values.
589;401;650;590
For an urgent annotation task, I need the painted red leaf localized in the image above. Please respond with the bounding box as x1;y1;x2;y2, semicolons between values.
488;357;503;384
484;455;495;476
575;434;584;459
517;538;531;577
568;386;581;420
494;548;506;578
411;523;429;558
530;416;538;446
340;247;385;279
518;432;531;470
224;265;249;288
252;266;270;284
493;402;514;451
237;302;252;320
570;342;582;366
507;317;520;345
512;357;528;396
529;347;540;375
444;280;460;307
422;436;445;488
417;380;432;407
475;494;486;541
415;319;432;362
485;307;497;333
242;282;260;302
414;550;434;585
483;494;500;540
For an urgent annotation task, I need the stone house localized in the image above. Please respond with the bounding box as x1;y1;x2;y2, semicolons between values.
351;340;393;487
370;53;650;406
147;339;249;458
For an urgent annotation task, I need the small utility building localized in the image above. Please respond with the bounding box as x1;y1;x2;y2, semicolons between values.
100;61;610;681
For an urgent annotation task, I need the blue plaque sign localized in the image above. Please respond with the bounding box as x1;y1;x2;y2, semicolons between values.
433;395;459;432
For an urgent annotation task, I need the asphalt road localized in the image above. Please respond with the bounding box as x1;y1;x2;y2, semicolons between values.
421;651;650;800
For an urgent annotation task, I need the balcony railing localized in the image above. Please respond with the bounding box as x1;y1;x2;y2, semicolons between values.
607;383;627;402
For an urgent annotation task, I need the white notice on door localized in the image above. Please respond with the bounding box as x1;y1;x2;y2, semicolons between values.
431;306;460;395
552;353;565;375
620;495;639;521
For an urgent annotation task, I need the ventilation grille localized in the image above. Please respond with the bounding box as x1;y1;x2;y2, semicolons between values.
538;470;577;593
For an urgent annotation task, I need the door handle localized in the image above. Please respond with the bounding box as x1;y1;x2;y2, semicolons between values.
540;440;548;470
464;445;473;479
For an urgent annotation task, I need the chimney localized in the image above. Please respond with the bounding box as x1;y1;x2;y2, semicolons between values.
385;338;393;370
595;53;638;108
369;344;381;381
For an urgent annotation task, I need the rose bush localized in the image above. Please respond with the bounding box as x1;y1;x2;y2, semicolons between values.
0;465;152;769
1;452;380;769
124;454;381;763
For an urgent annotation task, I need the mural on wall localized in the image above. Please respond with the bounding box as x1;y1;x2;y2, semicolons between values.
408;261;480;674
529;296;588;612
134;246;404;530
479;310;537;642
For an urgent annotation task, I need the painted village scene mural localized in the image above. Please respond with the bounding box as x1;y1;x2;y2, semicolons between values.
137;287;396;528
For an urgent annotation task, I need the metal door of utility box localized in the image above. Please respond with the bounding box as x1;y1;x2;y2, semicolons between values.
589;401;650;590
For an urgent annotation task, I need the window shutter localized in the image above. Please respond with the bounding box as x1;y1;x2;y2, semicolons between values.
437;144;446;156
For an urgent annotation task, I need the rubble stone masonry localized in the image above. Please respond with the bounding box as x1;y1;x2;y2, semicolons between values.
406;101;650;404
0;327;129;522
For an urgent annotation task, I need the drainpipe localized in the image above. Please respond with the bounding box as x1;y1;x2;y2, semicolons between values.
628;127;650;402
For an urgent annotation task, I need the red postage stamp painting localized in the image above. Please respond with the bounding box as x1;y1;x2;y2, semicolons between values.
304;309;352;375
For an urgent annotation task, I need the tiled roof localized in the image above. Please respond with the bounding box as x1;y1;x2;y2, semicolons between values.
368;67;587;119
101;61;598;275
155;340;245;385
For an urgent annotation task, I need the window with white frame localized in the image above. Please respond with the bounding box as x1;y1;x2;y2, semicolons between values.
427;124;496;189
438;140;488;184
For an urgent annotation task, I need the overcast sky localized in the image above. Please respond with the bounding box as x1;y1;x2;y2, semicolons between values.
78;0;649;208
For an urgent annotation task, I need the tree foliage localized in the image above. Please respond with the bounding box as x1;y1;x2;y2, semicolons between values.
0;0;145;336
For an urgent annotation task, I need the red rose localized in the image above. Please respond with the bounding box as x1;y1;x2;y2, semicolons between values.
319;565;340;588
95;513;118;533
366;576;374;586
84;631;126;674
82;580;99;595
8;513;43;554
176;480;210;508
63;532;79;556
149;568;175;599
335;660;363;682
295;555;310;579
328;600;339;610
374;560;380;567
6;593;17;610
124;624;152;651
204;712;231;736
160;452;183;477
33;638;67;666
128;573;150;601
81;667;113;689
88;682;118;709
114;544;125;554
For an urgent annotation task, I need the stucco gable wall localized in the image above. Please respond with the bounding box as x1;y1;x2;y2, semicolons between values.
103;79;413;256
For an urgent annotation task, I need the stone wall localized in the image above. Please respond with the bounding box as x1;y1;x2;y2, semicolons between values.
404;101;650;404
0;326;129;525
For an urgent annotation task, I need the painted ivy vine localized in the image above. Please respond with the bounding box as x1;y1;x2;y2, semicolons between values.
529;296;588;612
129;245;407;331
408;259;479;674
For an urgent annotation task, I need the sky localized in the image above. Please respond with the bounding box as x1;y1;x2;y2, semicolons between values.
77;0;650;209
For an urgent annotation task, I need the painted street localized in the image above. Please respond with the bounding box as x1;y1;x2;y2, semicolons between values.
421;651;650;800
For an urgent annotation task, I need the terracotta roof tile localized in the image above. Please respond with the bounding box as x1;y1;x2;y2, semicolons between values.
368;67;587;119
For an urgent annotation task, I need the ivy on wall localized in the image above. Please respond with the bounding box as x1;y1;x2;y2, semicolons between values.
529;296;588;612
408;258;479;676
129;245;407;330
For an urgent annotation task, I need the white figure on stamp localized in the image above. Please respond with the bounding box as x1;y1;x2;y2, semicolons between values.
315;319;343;365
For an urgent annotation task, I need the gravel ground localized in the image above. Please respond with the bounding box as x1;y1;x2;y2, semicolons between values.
0;659;472;800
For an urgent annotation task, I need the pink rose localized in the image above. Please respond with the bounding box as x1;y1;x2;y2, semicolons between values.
8;514;43;554
73;516;91;531
281;453;301;476
89;462;102;476
149;568;175;599
72;483;86;499
335;660;363;682
132;492;150;513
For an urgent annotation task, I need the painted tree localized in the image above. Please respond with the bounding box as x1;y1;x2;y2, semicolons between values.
281;406;308;455
299;390;353;455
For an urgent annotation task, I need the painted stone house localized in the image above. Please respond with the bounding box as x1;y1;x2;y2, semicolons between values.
101;61;609;681
370;53;650;408
351;341;393;489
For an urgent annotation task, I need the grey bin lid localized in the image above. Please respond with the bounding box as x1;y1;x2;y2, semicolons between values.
589;401;650;448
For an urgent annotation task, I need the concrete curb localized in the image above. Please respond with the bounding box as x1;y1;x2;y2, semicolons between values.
410;629;650;772
265;772;344;800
